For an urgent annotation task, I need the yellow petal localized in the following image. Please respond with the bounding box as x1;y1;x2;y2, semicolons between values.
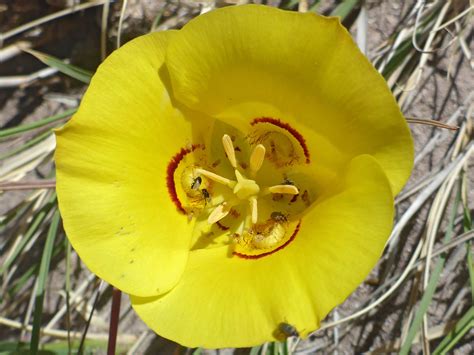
131;154;394;347
165;4;413;195
55;31;203;297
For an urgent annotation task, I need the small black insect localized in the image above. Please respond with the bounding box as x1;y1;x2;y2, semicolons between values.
271;211;287;223
191;176;202;190
278;322;299;338
201;188;211;203
282;178;294;185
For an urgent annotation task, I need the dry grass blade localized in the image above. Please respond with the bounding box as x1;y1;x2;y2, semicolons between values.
399;181;463;354
405;117;459;130
0;180;56;191
30;211;61;354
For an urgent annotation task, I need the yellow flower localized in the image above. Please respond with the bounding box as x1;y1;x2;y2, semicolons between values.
55;5;413;348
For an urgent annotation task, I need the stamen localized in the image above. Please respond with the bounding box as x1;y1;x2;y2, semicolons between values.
195;168;236;188
222;134;237;168
250;197;258;224
249;144;266;175
208;202;230;224
266;185;299;195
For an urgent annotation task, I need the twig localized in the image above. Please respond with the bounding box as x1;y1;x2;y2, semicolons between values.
0;67;58;88
0;315;137;343
431;5;474;33
406;117;459;130
117;0;128;49
78;281;103;355
107;288;122;355
101;0;111;61
0;41;31;62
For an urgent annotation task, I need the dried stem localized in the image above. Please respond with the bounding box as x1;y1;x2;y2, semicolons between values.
107;288;122;355
406;117;459;130
0;180;56;191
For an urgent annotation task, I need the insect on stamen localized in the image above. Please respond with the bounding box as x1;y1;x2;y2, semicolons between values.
195;168;235;188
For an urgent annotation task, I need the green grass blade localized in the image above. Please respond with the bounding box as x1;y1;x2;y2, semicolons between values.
250;345;262;355
467;241;474;304
0;195;56;275
0;108;76;139
30;210;61;355
400;185;462;355
150;7;165;32
273;342;281;355
330;0;359;20
285;0;300;9
432;307;474;355
65;239;72;354
9;239;64;298
309;0;321;12
24;49;93;84
0;131;52;160
462;201;474;303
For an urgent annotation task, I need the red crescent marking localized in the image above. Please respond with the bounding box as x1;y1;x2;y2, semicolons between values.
166;144;201;214
250;117;310;164
233;221;301;259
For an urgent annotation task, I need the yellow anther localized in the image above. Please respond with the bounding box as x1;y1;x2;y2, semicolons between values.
249;144;266;175
266;184;299;195
208;202;231;224
195;168;236;188
250;197;258;224
222;134;237;168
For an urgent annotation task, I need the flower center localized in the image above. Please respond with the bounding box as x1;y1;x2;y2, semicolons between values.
167;118;315;258
195;134;299;229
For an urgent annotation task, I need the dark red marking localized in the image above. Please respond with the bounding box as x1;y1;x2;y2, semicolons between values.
229;209;241;218
250;117;310;163
233;221;301;259
216;221;230;231
235;146;241;152
166;144;201;214
290;194;299;203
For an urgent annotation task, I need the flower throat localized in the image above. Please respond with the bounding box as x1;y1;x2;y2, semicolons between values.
167;119;314;258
